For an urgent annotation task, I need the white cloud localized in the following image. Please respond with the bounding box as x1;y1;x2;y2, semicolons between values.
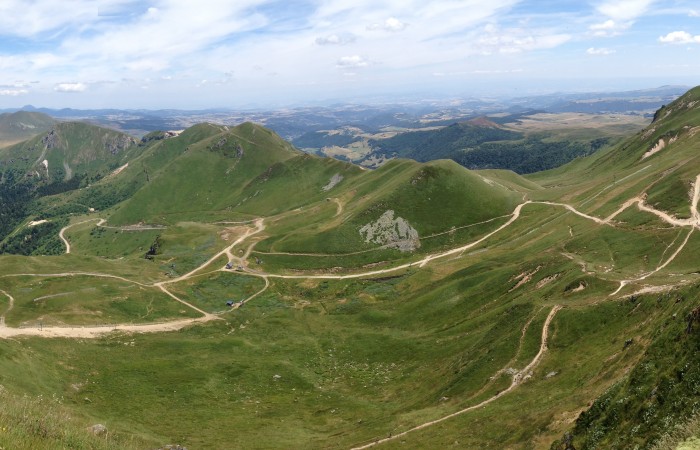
475;26;571;54
336;55;369;68
367;17;407;32
690;10;700;17
587;47;616;55
0;88;28;96
589;19;632;37
659;31;700;44
589;0;653;37
0;0;669;108
315;34;355;45
0;0;96;37
596;0;654;21
54;82;87;92
590;19;616;31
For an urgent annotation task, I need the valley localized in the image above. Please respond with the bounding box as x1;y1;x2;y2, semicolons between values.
1;87;700;449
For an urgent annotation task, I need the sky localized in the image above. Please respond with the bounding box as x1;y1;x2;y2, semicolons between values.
0;0;699;109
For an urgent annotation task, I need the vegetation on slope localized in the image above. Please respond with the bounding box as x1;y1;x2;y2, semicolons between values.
0;387;137;450
0;111;55;148
3;87;700;449
552;289;700;449
364;120;613;174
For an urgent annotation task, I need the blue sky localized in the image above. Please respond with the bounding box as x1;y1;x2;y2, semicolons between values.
0;0;699;109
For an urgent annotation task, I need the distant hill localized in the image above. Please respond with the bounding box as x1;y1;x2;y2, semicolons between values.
362;118;610;174
0;121;139;244
510;85;688;113
0;121;138;189
0;111;55;147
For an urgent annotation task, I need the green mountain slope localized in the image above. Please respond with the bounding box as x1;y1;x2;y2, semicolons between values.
0;121;138;191
0;121;141;249
3;88;700;449
364;118;612;174
0;111;55;148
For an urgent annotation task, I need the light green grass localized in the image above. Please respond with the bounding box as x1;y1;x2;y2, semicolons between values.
0;275;198;326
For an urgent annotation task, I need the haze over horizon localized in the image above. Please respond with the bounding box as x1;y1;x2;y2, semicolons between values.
1;0;699;110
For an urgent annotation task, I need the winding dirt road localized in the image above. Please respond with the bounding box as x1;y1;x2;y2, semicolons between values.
0;315;217;339
7;172;700;338
608;174;700;296
0;221;266;338
59;218;104;254
0;289;15;327
6;173;700;445
350;305;562;450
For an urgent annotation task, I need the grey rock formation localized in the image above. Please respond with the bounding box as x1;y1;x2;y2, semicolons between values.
359;210;420;252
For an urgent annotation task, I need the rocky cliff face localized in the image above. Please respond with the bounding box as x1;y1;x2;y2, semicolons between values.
106;134;137;155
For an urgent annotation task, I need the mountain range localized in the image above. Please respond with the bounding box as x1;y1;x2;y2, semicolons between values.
0;87;700;449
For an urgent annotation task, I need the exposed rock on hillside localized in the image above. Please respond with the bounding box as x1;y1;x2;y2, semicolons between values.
106;134;136;155
322;173;343;191
87;423;107;436
42;128;58;149
359;210;420;251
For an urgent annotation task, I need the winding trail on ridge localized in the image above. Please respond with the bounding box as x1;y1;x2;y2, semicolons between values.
257;200;612;280
609;174;700;296
0;220;266;338
6;170;700;445
59;218;105;254
0;289;15;327
350;305;562;450
9;173;700;338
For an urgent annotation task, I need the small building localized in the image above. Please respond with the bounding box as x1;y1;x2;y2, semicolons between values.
226;300;234;307
225;262;233;270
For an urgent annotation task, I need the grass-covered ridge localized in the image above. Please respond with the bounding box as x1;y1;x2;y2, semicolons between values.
3;87;700;448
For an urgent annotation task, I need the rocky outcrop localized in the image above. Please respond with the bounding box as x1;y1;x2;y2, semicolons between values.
87;423;107;436
322;173;343;191
42;128;58;149
106;134;137;155
359;210;420;252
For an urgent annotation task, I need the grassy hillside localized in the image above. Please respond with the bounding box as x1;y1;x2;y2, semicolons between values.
0;387;140;449
363;119;616;174
3;87;700;449
0;121;141;252
0;111;55;148
0;121;139;188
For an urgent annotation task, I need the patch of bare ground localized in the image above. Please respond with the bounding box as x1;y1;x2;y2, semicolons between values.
536;273;560;289
509;266;542;292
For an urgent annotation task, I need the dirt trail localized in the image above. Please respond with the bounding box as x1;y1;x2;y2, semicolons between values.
610;227;694;296
534;201;608;225
255;202;527;281
261;200;610;280
156;284;215;318
691;174;700;222
609;174;700;296
604;197;642;223
9;176;700;338
59;218;106;254
350;305;562;450
331;198;343;217
162;218;264;284
0;290;15;327
637;201;695;226
0;315;217;339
